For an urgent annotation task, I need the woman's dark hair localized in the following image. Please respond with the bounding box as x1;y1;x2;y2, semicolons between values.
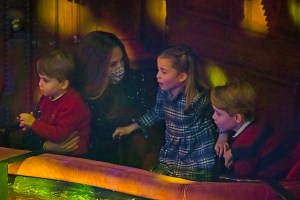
76;31;130;98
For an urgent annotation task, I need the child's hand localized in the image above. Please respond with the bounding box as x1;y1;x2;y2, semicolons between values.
214;133;229;157
223;149;233;168
112;126;132;139
18;112;35;131
112;122;140;139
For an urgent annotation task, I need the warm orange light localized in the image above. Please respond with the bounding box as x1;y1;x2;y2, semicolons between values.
157;175;193;184
145;0;167;31
241;0;268;34
36;1;167;66
37;1;121;38
36;1;57;33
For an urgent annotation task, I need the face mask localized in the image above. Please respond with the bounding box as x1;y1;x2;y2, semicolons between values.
108;65;125;85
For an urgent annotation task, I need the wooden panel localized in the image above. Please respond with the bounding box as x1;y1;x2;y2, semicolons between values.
179;0;243;25
167;0;300;144
1;0;32;127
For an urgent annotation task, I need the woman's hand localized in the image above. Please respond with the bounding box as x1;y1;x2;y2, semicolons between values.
43;132;79;154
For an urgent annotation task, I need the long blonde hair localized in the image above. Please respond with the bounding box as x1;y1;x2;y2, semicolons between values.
159;44;202;110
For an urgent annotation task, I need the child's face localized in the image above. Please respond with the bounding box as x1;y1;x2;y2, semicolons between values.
38;74;66;99
156;57;186;95
212;105;239;132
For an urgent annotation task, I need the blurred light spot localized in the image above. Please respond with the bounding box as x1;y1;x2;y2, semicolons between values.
206;62;228;87
241;0;268;34
158;175;193;184
288;0;300;29
145;0;167;31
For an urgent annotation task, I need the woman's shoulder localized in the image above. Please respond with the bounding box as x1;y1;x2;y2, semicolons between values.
65;88;84;101
123;68;145;86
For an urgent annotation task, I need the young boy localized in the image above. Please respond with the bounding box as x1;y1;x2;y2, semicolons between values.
19;50;91;156
211;80;291;179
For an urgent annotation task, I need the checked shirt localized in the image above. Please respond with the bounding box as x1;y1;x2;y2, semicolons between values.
137;88;217;181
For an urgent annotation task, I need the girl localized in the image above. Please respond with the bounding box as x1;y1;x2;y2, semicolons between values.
113;44;217;181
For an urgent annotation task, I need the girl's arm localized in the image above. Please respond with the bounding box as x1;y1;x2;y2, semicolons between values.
112;122;140;139
215;132;229;157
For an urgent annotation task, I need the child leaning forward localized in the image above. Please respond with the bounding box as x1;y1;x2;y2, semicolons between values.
113;45;217;181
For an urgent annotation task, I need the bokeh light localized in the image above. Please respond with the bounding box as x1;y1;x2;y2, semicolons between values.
145;0;167;31
241;0;268;34
288;0;300;29
205;61;228;87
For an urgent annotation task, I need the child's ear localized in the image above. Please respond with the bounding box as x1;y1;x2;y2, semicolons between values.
61;80;69;90
235;113;243;123
178;72;188;82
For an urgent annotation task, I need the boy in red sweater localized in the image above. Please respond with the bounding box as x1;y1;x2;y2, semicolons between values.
19;50;91;157
211;80;291;179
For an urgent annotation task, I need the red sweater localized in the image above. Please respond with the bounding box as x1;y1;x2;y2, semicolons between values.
31;88;91;156
231;120;292;179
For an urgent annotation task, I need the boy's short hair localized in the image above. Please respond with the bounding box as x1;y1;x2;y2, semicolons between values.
37;49;75;84
210;80;257;120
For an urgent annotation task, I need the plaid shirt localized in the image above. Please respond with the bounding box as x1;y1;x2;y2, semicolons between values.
137;88;217;180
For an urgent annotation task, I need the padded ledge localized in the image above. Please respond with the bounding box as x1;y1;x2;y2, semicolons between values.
1;147;189;199
1;147;299;200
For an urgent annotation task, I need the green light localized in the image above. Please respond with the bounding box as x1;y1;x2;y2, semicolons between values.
205;62;228;87
8;175;146;199
288;0;300;28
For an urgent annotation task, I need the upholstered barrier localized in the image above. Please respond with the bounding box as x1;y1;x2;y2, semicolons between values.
1;147;299;200
0;147;190;199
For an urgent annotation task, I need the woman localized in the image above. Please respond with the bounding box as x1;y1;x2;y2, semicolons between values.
76;31;160;167
44;31;162;168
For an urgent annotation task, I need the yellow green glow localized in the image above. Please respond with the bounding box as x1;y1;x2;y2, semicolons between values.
8;175;143;199
288;0;300;29
10;175;96;199
205;61;228;87
241;0;268;34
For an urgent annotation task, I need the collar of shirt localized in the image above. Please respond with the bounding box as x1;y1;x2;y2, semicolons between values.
232;118;254;138
50;90;68;101
166;90;184;101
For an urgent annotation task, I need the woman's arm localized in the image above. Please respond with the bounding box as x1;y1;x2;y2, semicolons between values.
43;132;79;154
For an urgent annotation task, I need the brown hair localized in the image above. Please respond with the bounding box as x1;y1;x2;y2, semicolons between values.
37;49;75;84
210;80;257;120
158;44;203;110
76;31;130;99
